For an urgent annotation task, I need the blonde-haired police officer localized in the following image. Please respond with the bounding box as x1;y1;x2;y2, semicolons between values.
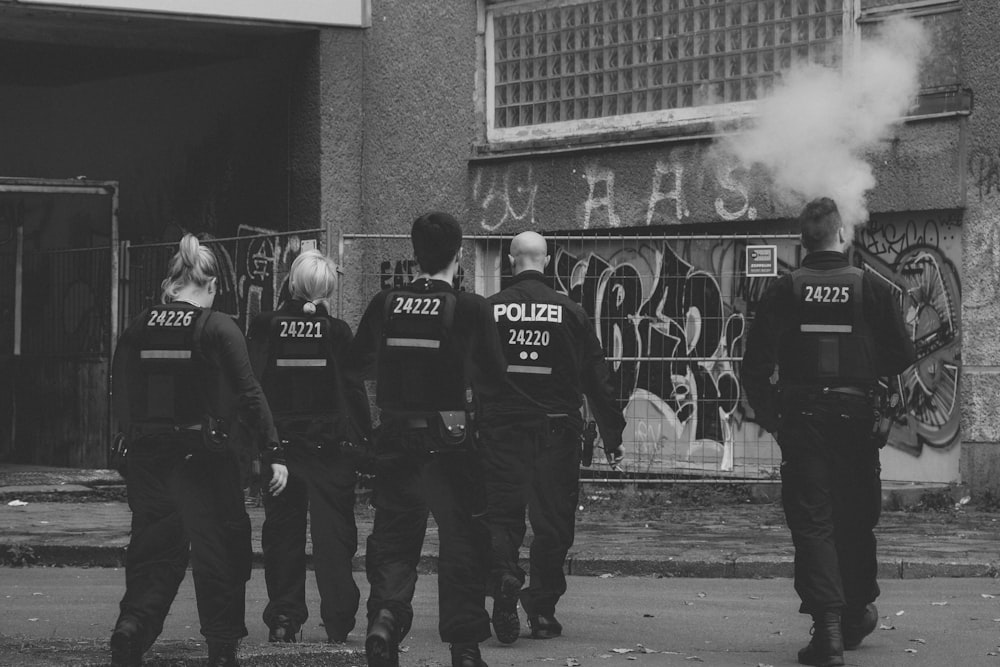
247;249;372;644
110;234;282;667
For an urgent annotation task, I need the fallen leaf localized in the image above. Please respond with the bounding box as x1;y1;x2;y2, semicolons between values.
909;638;927;644
905;649;918;654
7;500;27;507
931;601;948;606
627;657;637;662
697;592;706;598
27;618;38;622
879;624;896;630
598;654;613;659
757;664;775;667
611;648;632;654
684;601;694;606
981;594;996;599
748;595;762;600
599;573;615;578
685;657;704;662
566;659;581;667
895;610;906;616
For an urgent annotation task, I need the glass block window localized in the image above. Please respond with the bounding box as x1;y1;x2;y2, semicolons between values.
487;0;848;141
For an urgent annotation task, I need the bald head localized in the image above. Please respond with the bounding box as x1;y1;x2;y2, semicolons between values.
509;231;550;275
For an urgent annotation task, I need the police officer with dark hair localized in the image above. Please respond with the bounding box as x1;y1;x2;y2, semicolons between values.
743;198;915;667
479;231;625;644
109;234;283;667
349;212;507;667
247;249;372;645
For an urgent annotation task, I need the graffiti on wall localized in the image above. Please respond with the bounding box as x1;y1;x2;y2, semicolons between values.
507;211;964;479
549;238;759;475
471;156;768;232
853;215;962;456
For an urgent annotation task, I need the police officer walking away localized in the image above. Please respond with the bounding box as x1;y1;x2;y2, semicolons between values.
480;231;625;644
743;198;915;667
349;212;507;667
246;249;372;644
109;234;284;667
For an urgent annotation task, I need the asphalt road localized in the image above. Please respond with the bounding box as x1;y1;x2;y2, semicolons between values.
2;569;1000;666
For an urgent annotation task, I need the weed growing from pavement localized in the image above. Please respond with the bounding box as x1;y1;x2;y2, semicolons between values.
2;544;38;567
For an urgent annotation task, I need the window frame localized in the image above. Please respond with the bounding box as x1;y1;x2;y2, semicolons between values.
484;0;860;145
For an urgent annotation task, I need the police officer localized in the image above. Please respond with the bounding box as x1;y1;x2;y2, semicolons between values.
109;234;285;667
247;249;372;644
479;231;625;644
348;212;506;667
742;198;915;667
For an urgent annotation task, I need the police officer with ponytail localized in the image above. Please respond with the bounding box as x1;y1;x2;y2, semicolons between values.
109;234;283;667
246;249;372;645
349;212;506;667
743;198;915;667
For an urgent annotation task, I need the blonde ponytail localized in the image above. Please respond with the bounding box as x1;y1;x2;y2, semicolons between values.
161;234;220;303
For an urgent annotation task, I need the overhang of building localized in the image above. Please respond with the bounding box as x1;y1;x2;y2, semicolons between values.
0;4;323;85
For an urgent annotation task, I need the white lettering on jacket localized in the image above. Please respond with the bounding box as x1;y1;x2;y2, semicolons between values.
493;302;563;323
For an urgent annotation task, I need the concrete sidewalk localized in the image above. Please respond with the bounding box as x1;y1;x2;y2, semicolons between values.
0;464;997;579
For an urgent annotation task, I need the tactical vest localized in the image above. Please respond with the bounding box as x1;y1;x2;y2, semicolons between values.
492;299;573;396
132;304;217;427
779;265;878;386
261;313;344;438
376;286;465;413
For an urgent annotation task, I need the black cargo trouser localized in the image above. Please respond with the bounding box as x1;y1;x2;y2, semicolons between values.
479;415;581;617
364;431;490;645
117;432;252;649
262;444;360;639
777;392;882;616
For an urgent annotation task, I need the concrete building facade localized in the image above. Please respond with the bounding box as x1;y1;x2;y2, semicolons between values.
1;0;997;496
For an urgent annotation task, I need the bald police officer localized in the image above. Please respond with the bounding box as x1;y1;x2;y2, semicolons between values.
349;212;507;667
743;198;915;667
480;231;625;644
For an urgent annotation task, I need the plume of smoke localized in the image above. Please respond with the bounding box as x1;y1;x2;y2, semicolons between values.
716;16;930;238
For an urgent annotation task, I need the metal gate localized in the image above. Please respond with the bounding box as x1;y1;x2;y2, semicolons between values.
338;231;801;480
0;179;119;468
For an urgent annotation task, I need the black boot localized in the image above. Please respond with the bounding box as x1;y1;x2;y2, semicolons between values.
843;603;878;650
797;611;844;666
365;609;399;667
267;614;299;643
450;642;488;667
109;617;144;667
206;640;239;667
491;574;521;644
527;614;562;640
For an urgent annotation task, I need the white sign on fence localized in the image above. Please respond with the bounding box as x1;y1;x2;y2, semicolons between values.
746;245;777;277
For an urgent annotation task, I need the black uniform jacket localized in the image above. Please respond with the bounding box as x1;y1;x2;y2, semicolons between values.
112;303;278;449
483;271;625;448
347;278;508;412
742;251;917;433
246;299;373;439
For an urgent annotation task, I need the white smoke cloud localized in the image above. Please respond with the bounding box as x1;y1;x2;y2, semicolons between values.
716;16;930;236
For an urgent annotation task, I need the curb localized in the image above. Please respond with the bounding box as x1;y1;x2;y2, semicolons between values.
3;543;995;579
